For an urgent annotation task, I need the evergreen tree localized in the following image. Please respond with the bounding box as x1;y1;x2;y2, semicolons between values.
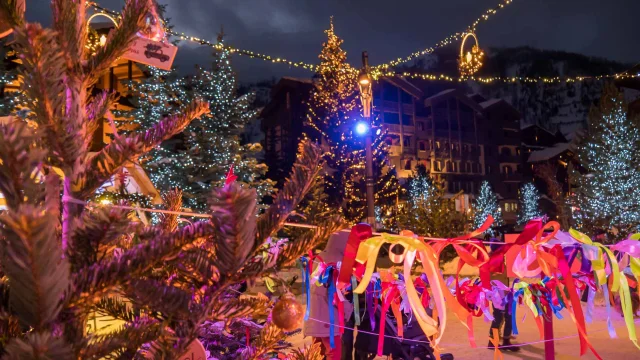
117;33;274;210
186;34;274;210
517;182;542;225
472;181;503;235
0;2;337;358
572;84;640;239
408;164;438;207
396;165;467;240
306;18;399;224
114;66;191;195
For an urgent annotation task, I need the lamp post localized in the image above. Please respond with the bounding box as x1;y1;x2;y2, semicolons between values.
358;51;375;226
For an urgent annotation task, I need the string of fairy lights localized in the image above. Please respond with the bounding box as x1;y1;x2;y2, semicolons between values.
83;0;639;84
371;0;518;71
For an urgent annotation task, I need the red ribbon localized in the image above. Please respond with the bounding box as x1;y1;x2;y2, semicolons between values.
479;218;546;289
550;245;602;359
224;164;237;186
337;224;373;291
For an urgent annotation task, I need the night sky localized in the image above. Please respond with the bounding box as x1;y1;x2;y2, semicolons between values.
25;0;640;82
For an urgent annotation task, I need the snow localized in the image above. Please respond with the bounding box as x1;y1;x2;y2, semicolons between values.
527;143;571;162
426;88;457;100
478;98;503;109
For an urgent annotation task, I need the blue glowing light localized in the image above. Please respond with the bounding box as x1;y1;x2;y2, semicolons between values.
355;122;368;135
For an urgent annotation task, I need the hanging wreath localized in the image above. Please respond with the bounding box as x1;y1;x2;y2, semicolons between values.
458;32;484;77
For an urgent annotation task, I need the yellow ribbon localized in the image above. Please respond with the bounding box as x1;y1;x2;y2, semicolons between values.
353;232;469;347
619;273;640;350
569;229;620;292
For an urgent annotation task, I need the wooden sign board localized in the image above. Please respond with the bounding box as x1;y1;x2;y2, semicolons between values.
123;36;177;70
180;340;207;360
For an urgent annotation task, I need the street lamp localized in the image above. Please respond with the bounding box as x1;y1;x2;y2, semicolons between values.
357;51;375;226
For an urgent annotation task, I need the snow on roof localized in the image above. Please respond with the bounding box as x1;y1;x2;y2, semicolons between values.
281;76;313;84
520;123;557;136
527;143;571;162
478;98;503;108
425;89;457;100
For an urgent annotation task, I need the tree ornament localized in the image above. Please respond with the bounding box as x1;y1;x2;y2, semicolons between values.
271;292;304;331
458;32;484;76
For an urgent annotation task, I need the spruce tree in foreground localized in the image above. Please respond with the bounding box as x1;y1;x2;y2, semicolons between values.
472;181;503;235
0;1;335;358
517;182;542;225
572;83;640;240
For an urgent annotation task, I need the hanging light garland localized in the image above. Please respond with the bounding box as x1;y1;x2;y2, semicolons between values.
85;1;318;71
372;0;519;71
84;1;638;85
376;71;640;84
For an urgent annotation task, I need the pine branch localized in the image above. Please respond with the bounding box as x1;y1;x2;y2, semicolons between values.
73;100;209;198
51;0;85;69
208;183;258;276
86;91;116;147
125;279;192;320
2;332;73;359
210;294;270;321
0;0;24;30
68;206;132;270
0;208;70;331
255;140;323;248
84;0;150;86
73;220;214;297
0;122;46;209
10;25;71;168
239;322;285;360
160;189;182;232
171;248;220;286
80;318;164;360
94;297;137;323
238;217;341;280
286;342;323;360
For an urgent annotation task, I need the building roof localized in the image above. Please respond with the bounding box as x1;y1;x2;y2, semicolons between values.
424;88;484;113
527;142;572;162
478;99;503;109
383;76;424;99
468;93;487;103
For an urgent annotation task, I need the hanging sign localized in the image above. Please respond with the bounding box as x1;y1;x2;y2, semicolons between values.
0;0;25;39
180;339;207;360
122;36;177;70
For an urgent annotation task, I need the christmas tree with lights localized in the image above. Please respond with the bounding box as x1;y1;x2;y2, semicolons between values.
114;65;191;196
306;18;399;224
396;165;467;241
186;31;274;210
517;182;542;225
117;32;274;210
472;181;503;235
572;83;640;239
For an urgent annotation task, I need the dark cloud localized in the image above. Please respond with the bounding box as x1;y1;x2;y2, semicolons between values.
25;0;640;82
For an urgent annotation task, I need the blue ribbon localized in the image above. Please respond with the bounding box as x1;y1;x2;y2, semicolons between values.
366;282;376;330
319;265;337;348
300;257;311;321
602;283;618;338
351;275;360;326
